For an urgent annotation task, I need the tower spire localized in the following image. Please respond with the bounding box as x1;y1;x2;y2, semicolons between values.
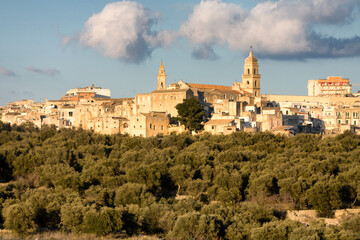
157;60;167;90
242;48;261;97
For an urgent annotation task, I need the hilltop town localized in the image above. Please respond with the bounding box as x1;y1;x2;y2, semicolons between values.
2;50;360;137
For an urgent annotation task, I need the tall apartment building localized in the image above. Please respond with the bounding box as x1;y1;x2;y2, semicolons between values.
308;76;352;97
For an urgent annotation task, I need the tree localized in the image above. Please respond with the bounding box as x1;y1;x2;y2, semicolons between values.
3;203;36;235
174;98;205;132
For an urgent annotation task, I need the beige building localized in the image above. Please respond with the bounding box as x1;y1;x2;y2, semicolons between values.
258;107;283;131
204;119;237;135
308;76;352;97
129;112;169;137
62;84;111;100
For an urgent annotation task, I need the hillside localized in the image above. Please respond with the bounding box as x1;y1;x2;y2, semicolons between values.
1;121;360;239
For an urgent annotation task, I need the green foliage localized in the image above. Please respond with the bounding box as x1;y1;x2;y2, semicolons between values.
307;180;342;217
0;153;13;182
2;202;36;234
174;97;205;132
83;207;123;235
2;121;360;237
251;220;302;240
60;202;85;232
114;183;155;207
169;212;224;239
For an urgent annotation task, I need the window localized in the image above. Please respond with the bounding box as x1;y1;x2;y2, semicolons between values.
255;81;257;87
254;69;256;74
247;69;250;74
346;120;349;125
354;120;357;125
247;81;249;85
161;125;164;130
150;123;152;129
153;125;156;130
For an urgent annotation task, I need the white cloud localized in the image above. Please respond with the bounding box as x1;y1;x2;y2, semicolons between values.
70;1;176;63
26;67;61;76
65;0;360;61
0;66;16;77
180;0;360;59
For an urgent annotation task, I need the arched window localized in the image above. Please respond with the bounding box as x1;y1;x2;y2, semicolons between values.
254;69;256;74
255;92;257;97
247;81;249;85
255;81;257;87
247;69;250;74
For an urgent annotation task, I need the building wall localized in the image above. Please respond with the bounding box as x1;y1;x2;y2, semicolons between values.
307;77;352;97
204;122;236;135
136;93;151;114
264;94;360;106
145;112;170;137
150;90;192;117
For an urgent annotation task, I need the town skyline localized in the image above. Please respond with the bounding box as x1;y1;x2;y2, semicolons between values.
1;0;360;106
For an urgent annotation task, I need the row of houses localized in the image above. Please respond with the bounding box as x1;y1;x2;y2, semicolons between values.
2;50;359;136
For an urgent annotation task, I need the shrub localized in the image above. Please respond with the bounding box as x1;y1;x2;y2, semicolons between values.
2;203;36;234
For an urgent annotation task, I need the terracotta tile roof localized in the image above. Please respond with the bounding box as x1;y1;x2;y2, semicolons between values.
188;83;243;94
318;76;349;83
188;83;232;91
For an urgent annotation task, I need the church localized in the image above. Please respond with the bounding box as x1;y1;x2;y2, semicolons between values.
136;49;263;118
131;49;282;136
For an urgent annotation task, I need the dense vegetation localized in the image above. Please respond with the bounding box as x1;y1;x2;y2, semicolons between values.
1;121;360;239
174;97;205;132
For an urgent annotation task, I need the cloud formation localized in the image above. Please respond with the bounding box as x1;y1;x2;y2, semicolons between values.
26;67;61;76
0;66;16;77
180;0;360;60
67;0;360;62
70;1;175;63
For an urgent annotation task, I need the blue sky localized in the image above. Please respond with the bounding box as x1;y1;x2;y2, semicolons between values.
1;0;360;106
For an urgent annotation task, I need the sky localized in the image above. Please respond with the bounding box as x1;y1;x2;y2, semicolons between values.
1;0;360;106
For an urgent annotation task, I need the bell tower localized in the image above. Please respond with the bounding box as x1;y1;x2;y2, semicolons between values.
242;48;261;97
157;61;167;90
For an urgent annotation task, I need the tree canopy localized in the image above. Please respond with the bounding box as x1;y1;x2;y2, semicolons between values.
1;122;360;239
174;97;205;132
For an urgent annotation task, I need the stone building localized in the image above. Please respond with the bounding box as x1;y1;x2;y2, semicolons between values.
204;119;237;135
308;76;352;97
129;112;169;137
